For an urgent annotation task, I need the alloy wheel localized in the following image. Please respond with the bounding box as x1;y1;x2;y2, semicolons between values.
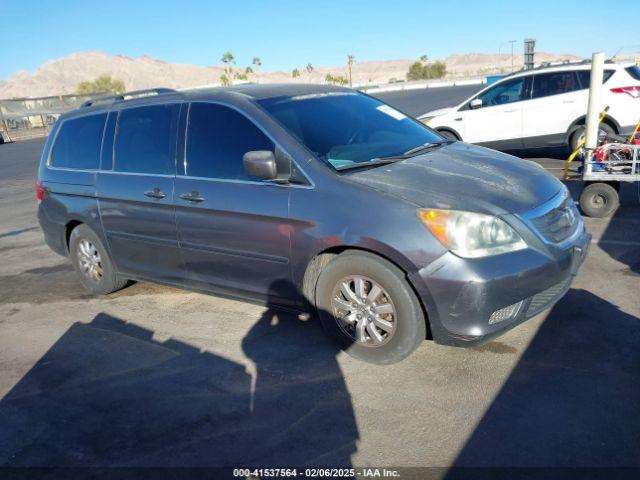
77;239;103;283
330;275;397;347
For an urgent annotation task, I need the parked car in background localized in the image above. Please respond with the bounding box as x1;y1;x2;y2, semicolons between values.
420;62;640;152
0;132;4;144
37;85;590;364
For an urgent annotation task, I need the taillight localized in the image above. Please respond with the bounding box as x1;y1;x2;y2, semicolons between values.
36;181;44;201
610;86;640;98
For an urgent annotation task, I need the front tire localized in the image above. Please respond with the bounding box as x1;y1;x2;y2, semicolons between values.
315;251;426;364
69;224;128;294
437;129;459;141
579;182;619;218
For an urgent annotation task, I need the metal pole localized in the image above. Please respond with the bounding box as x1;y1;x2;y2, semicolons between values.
509;40;516;72
584;52;605;174
0;102;10;142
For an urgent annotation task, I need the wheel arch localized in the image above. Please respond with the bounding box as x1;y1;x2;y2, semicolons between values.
435;127;462;141
567;114;621;141
64;219;84;253
301;245;432;339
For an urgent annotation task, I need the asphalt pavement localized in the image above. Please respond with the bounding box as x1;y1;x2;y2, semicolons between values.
0;135;639;473
372;84;483;117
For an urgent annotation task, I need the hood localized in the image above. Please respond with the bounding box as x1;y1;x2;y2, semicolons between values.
343;142;564;215
418;107;454;119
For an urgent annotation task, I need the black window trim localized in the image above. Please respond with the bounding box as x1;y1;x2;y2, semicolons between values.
46;111;109;171
181;100;313;188
111;101;182;177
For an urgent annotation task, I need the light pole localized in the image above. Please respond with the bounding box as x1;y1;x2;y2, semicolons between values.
509;40;516;72
498;42;509;72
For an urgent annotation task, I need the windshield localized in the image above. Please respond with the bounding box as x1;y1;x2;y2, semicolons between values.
257;92;442;170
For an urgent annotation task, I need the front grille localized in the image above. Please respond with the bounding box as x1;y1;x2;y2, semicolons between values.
525;276;572;317
529;196;580;243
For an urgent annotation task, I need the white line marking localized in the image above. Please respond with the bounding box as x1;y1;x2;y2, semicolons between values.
594;239;640;246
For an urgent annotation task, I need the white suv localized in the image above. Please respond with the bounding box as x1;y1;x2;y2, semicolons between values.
419;62;640;151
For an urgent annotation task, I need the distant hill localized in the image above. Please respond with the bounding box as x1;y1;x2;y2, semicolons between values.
0;50;586;99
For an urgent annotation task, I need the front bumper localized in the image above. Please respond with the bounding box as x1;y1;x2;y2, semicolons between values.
408;229;591;346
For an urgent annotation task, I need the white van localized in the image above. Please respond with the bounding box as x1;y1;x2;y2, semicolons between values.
420;62;640;151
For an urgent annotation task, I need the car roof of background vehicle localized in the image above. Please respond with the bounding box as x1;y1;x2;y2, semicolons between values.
501;59;629;81
58;83;353;122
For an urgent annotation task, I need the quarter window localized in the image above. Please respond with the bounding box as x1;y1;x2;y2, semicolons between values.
50;113;107;169
185;103;274;180
477;77;526;106
114;104;179;175
576;69;615;89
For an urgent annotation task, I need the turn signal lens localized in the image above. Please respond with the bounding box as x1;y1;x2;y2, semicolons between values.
418;208;527;258
418;209;451;245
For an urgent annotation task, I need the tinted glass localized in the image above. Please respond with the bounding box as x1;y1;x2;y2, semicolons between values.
50;113;106;169
625;65;640;81
258;92;441;170
478;77;526;106
114;104;178;175
186;103;273;180
576;69;615;89
531;71;579;99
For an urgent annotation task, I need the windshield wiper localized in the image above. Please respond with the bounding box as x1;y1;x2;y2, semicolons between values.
403;140;456;156
335;158;402;171
335;141;452;172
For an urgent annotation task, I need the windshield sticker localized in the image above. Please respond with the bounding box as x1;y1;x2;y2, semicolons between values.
376;105;406;120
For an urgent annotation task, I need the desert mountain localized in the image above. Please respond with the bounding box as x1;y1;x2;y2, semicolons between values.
1;50;584;99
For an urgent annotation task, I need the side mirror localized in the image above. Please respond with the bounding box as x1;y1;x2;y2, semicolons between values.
243;150;277;180
469;98;483;109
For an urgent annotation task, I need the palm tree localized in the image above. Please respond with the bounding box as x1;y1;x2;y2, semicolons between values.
220;51;236;85
347;54;355;87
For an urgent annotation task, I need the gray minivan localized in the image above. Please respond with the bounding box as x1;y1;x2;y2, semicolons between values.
37;85;591;364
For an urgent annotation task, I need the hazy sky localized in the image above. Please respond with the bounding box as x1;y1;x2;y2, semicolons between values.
1;0;637;80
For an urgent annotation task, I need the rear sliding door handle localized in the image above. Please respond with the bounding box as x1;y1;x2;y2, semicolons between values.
144;188;166;199
180;191;205;203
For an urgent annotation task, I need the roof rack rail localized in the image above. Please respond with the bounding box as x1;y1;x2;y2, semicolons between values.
80;88;177;108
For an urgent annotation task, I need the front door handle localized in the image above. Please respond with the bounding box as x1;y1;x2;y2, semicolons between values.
144;188;166;199
180;191;205;203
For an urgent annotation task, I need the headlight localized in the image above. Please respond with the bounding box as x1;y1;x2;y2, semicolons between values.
420;116;434;125
418;209;526;258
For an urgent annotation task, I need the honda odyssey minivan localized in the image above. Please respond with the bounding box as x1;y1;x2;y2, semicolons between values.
37;85;591;364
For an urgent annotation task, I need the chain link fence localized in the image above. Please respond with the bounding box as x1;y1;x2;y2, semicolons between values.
0;94;101;142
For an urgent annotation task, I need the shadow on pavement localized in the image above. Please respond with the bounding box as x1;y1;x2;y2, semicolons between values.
0;281;358;469
447;288;640;471
595;184;640;275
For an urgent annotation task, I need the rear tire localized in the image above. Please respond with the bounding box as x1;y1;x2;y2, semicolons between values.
315;251;426;364
570;123;614;152
579;182;619;218
69;224;128;294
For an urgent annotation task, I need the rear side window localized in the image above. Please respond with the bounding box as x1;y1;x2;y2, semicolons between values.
531;71;579;99
575;69;615;89
114;104;179;175
185;103;273;180
50;113;107;169
625;65;640;81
